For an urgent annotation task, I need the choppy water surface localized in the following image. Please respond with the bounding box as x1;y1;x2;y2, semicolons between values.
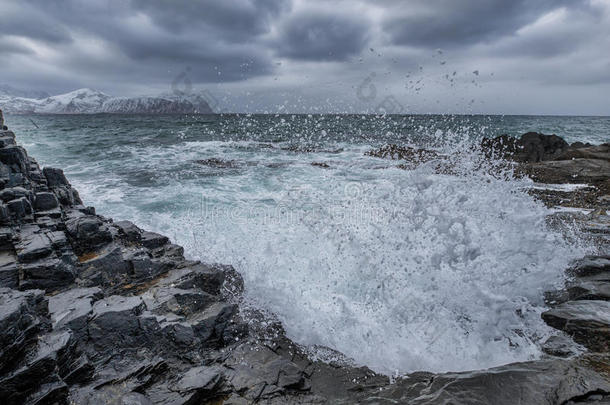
9;113;606;374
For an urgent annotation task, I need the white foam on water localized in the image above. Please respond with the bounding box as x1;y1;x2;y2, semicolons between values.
528;183;594;192
116;143;588;375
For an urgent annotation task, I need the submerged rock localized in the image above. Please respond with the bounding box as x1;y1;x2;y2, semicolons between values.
365;144;440;162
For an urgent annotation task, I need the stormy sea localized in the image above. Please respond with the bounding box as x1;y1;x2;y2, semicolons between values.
8;113;610;375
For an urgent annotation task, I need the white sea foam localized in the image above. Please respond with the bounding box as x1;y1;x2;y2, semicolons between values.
121;143;586;374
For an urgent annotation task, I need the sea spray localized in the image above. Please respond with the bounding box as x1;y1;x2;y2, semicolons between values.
165;134;585;373
10;114;590;374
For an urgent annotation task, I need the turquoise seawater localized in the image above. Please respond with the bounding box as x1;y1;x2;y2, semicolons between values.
6;113;608;374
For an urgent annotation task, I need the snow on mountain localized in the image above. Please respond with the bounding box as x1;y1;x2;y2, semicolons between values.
0;88;214;114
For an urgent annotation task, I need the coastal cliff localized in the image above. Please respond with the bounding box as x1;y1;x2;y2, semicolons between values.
1;112;609;404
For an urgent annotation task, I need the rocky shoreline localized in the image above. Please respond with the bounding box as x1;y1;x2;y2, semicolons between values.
1;114;609;404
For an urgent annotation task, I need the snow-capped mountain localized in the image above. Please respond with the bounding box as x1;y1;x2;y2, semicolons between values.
0;88;214;114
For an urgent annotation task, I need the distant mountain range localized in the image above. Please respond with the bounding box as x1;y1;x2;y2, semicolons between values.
0;87;214;114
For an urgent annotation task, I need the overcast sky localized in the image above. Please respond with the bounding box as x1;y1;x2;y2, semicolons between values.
1;0;609;115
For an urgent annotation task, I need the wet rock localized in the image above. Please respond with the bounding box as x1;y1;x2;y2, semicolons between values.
0;330;74;405
566;275;610;301
78;243;131;287
361;356;610;405
42;167;69;187
556;143;610;162
158;262;228;296
542;300;610;352
140;231;169;249
48;287;102;333
569;255;610;277
194;158;239;168
19;256;77;291
365;144;439;162
66;215;113;253
34;191;59;211
541;334;581;357
481;132;569;162
0;186;33;202
114;220;142;242
142;286;215;317
0;249;18;288
88;295;147;353
0;288;49;373
0;146;28;173
14;226;54;262
190;302;238;346
125;249;170;280
6;196;32;218
168;366;225;403
224;345;308;401
521;159;610;187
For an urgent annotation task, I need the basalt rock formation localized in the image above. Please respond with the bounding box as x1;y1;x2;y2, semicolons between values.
1;119;610;404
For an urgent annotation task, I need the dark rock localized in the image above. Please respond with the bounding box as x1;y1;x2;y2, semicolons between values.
566;275;610;301
351;356;610;405
143;286;215;317
169;366;225;403
34;191;59;211
569;255;610;277
194;158;239;168
541;335;580;357
365;144;439;161
0;146;28;173
140;231;169;249
48;287;102;334
190;302;238;346
482;132;570;163
556;143;610;162
66;215;112;253
6;196;32;218
0;288;49;373
19;256;77;291
0;186;33;202
42;167;69;187
517;132;570;162
14;226;54;262
0;249;18;288
78;244;131;287
88;295;147;352
157;262;228;296
114;220;142;242
126;249;169;280
542;300;610;352
520;158;610;186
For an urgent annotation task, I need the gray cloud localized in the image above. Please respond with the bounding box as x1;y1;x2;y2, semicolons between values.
0;0;608;114
382;0;581;49
275;11;370;61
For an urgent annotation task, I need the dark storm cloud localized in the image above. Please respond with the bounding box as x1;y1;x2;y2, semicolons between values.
382;0;583;49
275;12;370;61
0;2;72;44
0;39;34;56
3;0;287;83
130;0;290;40
0;0;608;114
